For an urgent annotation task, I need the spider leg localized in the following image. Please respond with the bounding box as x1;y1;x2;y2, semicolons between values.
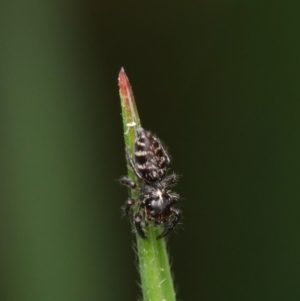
160;173;179;188
122;198;136;216
119;176;140;190
156;208;181;240
134;211;147;239
168;192;180;203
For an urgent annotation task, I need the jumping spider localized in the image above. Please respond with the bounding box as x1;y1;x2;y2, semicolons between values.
120;127;181;239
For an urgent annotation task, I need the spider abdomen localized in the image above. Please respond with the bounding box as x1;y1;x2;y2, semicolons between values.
134;128;171;182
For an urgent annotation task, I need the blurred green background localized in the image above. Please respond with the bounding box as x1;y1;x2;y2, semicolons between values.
1;1;299;300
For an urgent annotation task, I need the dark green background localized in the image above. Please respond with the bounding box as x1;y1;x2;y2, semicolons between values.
1;1;299;300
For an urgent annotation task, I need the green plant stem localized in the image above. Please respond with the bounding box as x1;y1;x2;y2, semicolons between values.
119;68;176;301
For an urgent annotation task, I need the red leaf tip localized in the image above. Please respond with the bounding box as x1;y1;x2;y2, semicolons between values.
118;67;132;97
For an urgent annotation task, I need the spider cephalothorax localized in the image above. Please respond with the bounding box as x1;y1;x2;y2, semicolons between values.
120;128;181;239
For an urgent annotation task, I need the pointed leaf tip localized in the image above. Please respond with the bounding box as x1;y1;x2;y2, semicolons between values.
118;69;141;129
118;68;130;93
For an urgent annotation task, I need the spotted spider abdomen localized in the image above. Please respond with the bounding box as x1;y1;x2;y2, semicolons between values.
134;128;171;182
